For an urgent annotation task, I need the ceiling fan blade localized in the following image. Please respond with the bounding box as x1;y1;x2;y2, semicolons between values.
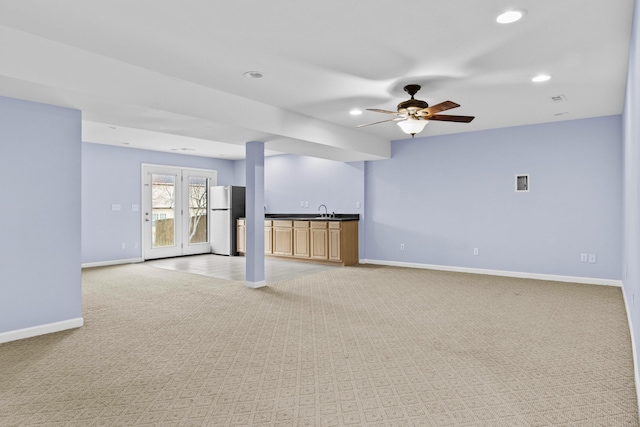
428;114;475;123
422;101;460;116
356;117;404;128
366;108;402;115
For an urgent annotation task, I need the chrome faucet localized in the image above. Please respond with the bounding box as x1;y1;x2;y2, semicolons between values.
318;204;328;217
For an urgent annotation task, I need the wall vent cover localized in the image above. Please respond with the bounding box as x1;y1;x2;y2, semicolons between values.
515;174;529;192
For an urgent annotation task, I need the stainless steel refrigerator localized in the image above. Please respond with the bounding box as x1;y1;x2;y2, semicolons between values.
210;186;245;256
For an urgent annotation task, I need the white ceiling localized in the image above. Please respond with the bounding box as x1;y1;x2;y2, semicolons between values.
0;1;634;161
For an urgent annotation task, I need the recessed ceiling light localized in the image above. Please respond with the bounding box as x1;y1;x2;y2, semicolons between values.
179;148;196;151
243;71;264;79
107;125;117;130
350;109;363;116
532;74;551;83
496;10;523;24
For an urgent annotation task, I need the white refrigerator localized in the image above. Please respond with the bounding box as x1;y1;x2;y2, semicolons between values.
210;186;245;256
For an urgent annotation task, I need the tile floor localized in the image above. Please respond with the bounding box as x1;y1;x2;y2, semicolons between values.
146;254;337;284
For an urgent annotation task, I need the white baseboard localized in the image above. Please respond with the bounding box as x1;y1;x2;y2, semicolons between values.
245;280;267;289
0;317;84;344
82;258;144;269
359;259;622;287
621;286;640;417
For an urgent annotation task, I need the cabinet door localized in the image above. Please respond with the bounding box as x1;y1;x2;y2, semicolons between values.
236;219;247;254
294;227;310;257
264;226;272;254
329;228;341;261
273;227;293;256
311;228;328;259
237;223;246;254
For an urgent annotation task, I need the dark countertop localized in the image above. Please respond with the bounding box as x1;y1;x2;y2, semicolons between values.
240;214;359;222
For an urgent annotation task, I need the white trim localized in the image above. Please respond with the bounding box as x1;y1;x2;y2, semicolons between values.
0;317;84;344
359;259;622;287
245;280;267;289
621;286;640;416
82;258;144;269
141;164;218;260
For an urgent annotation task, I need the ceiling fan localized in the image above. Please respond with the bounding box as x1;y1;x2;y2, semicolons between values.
357;84;475;137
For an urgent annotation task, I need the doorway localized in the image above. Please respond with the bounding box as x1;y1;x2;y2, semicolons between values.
142;165;217;260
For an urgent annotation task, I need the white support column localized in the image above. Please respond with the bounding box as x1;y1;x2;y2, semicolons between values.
245;141;266;288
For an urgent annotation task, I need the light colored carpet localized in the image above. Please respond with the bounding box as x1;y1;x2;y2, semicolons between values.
0;264;637;426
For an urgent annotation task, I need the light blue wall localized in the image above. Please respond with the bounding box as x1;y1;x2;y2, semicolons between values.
365;116;622;280
622;0;640;387
81;143;234;264
0;97;82;333
234;154;365;215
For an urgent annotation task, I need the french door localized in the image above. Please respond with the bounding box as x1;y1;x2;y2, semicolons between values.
142;165;217;260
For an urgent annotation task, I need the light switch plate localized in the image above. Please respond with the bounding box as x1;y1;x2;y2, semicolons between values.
111;204;121;211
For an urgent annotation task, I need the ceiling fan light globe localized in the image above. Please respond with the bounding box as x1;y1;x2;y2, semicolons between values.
496;10;523;24
397;119;428;135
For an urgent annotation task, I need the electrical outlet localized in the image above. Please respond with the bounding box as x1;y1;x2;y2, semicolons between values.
400;243;405;251
300;201;304;207
121;243;126;249
473;248;479;256
134;242;139;249
588;254;597;264
356;201;361;209
132;204;139;212
304;201;309;208
580;253;588;262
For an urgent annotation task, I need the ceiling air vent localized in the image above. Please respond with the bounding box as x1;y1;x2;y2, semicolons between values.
550;94;567;103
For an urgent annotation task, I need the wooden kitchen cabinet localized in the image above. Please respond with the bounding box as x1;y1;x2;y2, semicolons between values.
237;219;273;254
237;219;246;254
264;220;273;254
293;221;310;258
272;220;293;256
310;221;328;259
335;221;358;265
328;222;341;261
237;218;358;266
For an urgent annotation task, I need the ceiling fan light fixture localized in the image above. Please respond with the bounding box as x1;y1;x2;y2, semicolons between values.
496;10;523;24
397;119;428;137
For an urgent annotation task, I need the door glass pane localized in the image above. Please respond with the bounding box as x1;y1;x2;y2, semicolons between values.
188;177;208;244
151;174;176;247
